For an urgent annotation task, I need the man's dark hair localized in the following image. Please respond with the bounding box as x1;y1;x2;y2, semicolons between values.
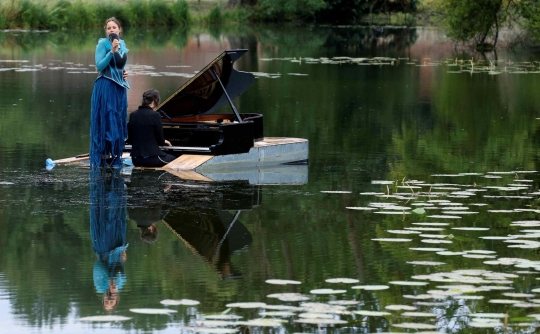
142;89;160;107
140;224;159;243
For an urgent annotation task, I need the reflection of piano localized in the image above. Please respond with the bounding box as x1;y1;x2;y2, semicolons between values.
162;208;252;279
133;49;261;156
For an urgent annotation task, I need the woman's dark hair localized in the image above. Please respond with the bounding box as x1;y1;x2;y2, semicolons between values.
104;17;123;36
142;89;160;107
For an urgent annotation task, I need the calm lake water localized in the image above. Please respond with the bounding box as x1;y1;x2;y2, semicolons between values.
2;25;540;333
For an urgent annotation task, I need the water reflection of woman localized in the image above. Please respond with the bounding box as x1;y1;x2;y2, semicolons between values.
90;169;129;310
90;17;130;168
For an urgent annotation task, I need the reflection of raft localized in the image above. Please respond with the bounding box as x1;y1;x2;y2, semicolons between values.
162;208;252;279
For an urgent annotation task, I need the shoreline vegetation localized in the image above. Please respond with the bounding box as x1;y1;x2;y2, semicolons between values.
0;0;539;50
0;0;429;30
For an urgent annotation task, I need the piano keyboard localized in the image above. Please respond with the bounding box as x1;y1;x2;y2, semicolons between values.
124;145;211;152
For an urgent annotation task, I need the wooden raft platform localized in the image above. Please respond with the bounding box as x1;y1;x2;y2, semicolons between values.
163;137;308;172
53;137;308;172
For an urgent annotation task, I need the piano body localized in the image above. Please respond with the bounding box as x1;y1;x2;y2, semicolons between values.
154;49;261;156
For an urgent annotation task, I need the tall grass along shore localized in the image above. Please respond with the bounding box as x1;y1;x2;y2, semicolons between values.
0;0;247;30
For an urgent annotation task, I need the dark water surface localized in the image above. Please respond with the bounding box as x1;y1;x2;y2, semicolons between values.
2;25;540;333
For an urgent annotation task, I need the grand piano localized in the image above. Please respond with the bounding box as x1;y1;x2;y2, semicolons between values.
134;49;262;156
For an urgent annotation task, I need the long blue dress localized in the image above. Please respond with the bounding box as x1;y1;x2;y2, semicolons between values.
90;38;130;168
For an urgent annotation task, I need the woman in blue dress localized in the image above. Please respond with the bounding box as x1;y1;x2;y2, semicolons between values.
90;17;130;168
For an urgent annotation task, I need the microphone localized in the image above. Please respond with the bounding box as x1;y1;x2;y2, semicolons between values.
157;110;172;121
109;33;120;52
108;33;119;43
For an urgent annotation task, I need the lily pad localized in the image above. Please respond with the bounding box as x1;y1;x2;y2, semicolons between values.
409;247;447;252
488;299;520;304
328;300;360;306
79;315;132;322
182;328;239;334
385;305;417;311
468;321;503;328
238;318;283;327
298;313;334;319
392;322;437;329
412;222;450;226
351;285;389;290
160;299;200;306
129;308;177;314
407;261;446;266
372;180;394;185
204;315;243;320
260;311;296;317
354;310;391;316
502;293;535;298
264;305;303;311
389;281;428;286
310;289;346;294
196;320;237;327
267;293;310;302
325;278;359;284
401;312;437;317
295;318;347;325
265;279;302;285
226;302;267;309
437;251;465;256
320;191;351;194
422;239;452;244
387;230;421;234
405;227;445;231
451;227;489;231
455;295;484;300
468;313;507;318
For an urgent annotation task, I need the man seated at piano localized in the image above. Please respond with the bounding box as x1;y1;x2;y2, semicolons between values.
127;89;176;167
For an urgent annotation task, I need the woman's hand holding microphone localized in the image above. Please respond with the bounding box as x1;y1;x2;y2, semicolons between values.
111;39;120;53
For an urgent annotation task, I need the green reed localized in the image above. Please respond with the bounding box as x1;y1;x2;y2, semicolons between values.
0;0;218;30
205;5;223;25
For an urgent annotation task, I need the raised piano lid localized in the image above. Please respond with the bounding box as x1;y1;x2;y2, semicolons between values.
158;49;255;118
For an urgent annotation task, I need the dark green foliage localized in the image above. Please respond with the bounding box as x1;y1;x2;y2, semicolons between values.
244;0;418;23
439;0;540;48
0;0;193;30
49;0;95;30
254;0;325;22
18;0;48;29
93;2;129;28
148;0;171;26
519;0;540;42
317;0;418;24
206;5;224;25
0;4;6;29
441;0;504;47
126;0;151;27
170;0;191;27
